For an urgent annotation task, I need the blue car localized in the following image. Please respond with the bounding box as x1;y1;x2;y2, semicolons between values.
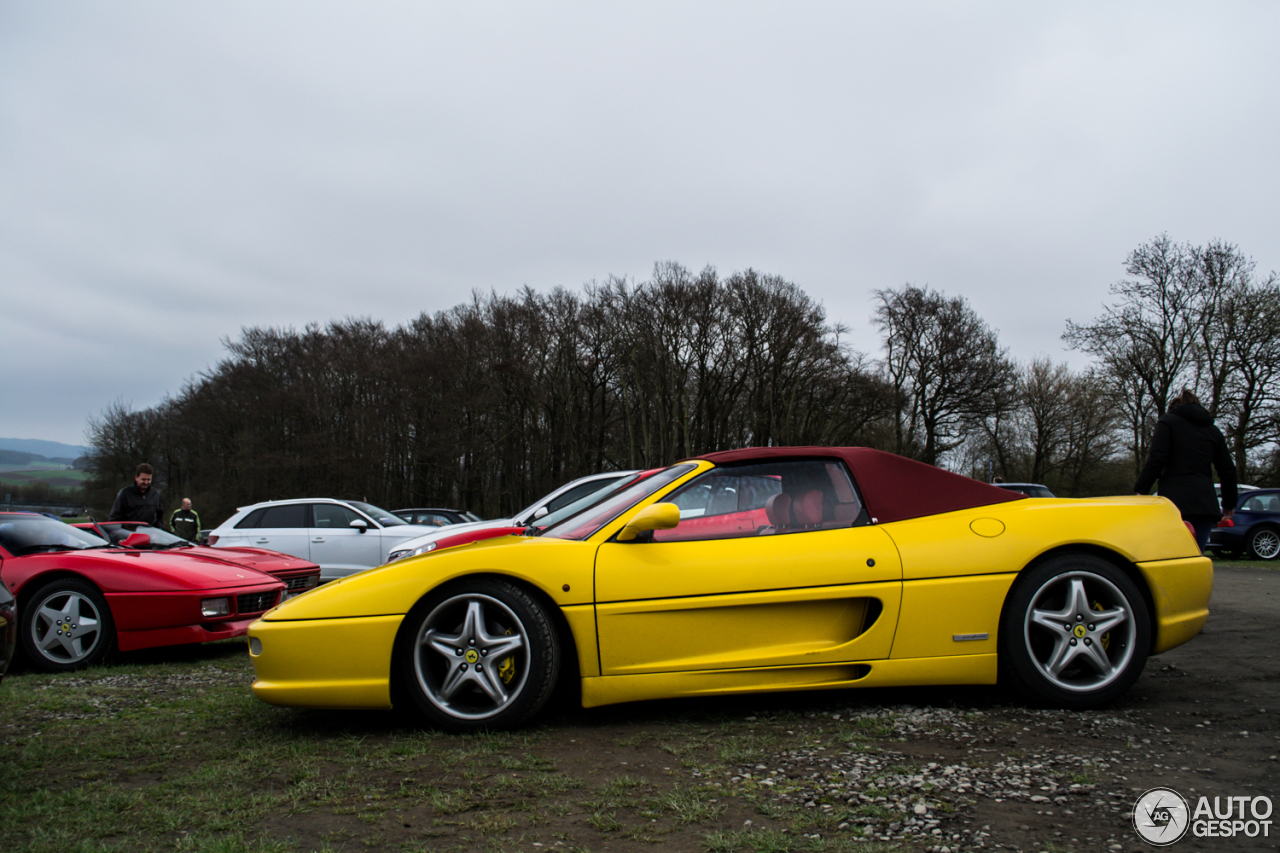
1208;488;1280;560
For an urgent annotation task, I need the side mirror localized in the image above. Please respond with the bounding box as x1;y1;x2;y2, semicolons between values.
349;519;369;533
533;506;549;520
121;532;151;549
617;502;680;542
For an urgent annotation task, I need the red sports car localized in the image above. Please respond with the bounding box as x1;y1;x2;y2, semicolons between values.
0;512;288;673
74;521;321;598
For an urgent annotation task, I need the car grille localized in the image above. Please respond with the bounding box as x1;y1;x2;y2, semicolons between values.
237;590;280;615
284;575;315;592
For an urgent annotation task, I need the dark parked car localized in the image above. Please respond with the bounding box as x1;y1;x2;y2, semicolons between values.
390;507;480;527
0;572;14;684
993;483;1056;498
1208;488;1280;560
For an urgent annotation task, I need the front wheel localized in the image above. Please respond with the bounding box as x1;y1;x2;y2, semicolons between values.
1000;554;1150;709
398;578;560;731
1248;527;1280;561
20;578;116;672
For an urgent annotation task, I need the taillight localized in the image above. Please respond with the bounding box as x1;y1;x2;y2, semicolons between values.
1184;521;1197;539
207;534;219;545
1216;518;1235;528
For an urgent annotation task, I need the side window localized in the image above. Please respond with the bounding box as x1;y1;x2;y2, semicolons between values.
313;504;360;528
234;508;269;529
258;504;308;529
654;459;863;543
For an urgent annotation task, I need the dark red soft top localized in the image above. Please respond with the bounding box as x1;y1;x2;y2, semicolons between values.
691;446;1023;524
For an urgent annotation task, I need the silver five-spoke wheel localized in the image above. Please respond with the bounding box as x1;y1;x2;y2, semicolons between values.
20;578;115;672
400;578;559;731
1024;572;1134;693
1002;554;1150;708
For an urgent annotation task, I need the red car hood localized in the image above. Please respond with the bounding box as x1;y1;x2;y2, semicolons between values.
11;549;279;593
183;545;319;574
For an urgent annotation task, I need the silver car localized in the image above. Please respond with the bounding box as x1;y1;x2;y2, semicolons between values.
208;498;441;582
386;470;639;563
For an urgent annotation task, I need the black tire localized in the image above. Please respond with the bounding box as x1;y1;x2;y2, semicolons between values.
20;578;116;672
1000;554;1150;709
1247;526;1280;561
397;578;560;732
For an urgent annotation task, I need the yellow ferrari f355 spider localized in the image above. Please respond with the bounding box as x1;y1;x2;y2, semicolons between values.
247;447;1211;730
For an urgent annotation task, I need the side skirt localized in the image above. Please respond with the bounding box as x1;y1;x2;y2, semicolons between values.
580;654;998;708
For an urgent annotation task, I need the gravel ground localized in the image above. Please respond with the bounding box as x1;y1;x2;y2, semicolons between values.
560;562;1280;852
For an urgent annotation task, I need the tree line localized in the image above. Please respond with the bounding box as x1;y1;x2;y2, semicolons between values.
83;240;1280;526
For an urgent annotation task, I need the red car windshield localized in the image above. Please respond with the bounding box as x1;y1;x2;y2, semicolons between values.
540;464;698;541
83;523;193;549
0;514;110;556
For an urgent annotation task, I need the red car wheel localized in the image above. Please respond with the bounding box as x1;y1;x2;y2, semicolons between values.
20;578;116;672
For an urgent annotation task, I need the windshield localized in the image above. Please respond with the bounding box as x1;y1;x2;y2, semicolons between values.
540;464;698;541
86;523;192;548
0;514;111;556
528;470;659;533
347;501;407;526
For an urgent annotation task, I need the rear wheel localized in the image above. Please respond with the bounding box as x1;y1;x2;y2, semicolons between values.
20;578;116;672
1001;554;1150;709
1248;527;1280;561
398;578;560;731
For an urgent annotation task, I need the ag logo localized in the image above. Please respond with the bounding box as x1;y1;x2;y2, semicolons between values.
1133;786;1190;845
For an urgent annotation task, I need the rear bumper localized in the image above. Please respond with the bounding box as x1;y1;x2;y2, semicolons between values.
1135;556;1213;654
1206;528;1246;551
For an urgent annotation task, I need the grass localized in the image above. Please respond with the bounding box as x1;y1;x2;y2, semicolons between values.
5;642;951;852
8;633;1145;852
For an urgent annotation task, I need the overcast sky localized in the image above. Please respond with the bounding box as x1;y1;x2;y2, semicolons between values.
3;2;1278;447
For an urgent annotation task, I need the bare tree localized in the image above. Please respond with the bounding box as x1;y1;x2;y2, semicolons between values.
874;284;1014;466
1064;235;1208;466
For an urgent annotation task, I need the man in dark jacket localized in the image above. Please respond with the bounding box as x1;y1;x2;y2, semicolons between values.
169;497;201;541
108;463;164;525
1134;390;1237;551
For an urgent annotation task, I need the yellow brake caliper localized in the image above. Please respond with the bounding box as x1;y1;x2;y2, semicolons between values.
498;627;516;684
1092;600;1110;650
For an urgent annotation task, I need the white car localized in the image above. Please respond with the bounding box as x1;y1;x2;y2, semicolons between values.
1217;482;1258;511
385;470;639;563
208;498;443;582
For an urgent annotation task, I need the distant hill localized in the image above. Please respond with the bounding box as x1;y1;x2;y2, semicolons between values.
0;449;40;465
0;437;91;460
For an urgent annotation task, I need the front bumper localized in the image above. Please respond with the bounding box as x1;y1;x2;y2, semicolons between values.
248;615;401;709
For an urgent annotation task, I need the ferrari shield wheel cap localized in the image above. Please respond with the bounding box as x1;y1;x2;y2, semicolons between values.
1132;786;1190;846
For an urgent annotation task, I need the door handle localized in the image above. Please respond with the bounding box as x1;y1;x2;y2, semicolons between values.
311;537;325;543
254;538;269;544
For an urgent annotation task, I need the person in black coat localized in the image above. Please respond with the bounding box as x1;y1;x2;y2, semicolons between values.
108;462;164;526
1134;389;1237;552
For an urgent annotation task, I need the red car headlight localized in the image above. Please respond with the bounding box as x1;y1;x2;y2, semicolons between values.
201;597;232;617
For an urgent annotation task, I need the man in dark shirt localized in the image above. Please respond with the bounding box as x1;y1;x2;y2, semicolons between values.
169;497;201;541
108;463;164;525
